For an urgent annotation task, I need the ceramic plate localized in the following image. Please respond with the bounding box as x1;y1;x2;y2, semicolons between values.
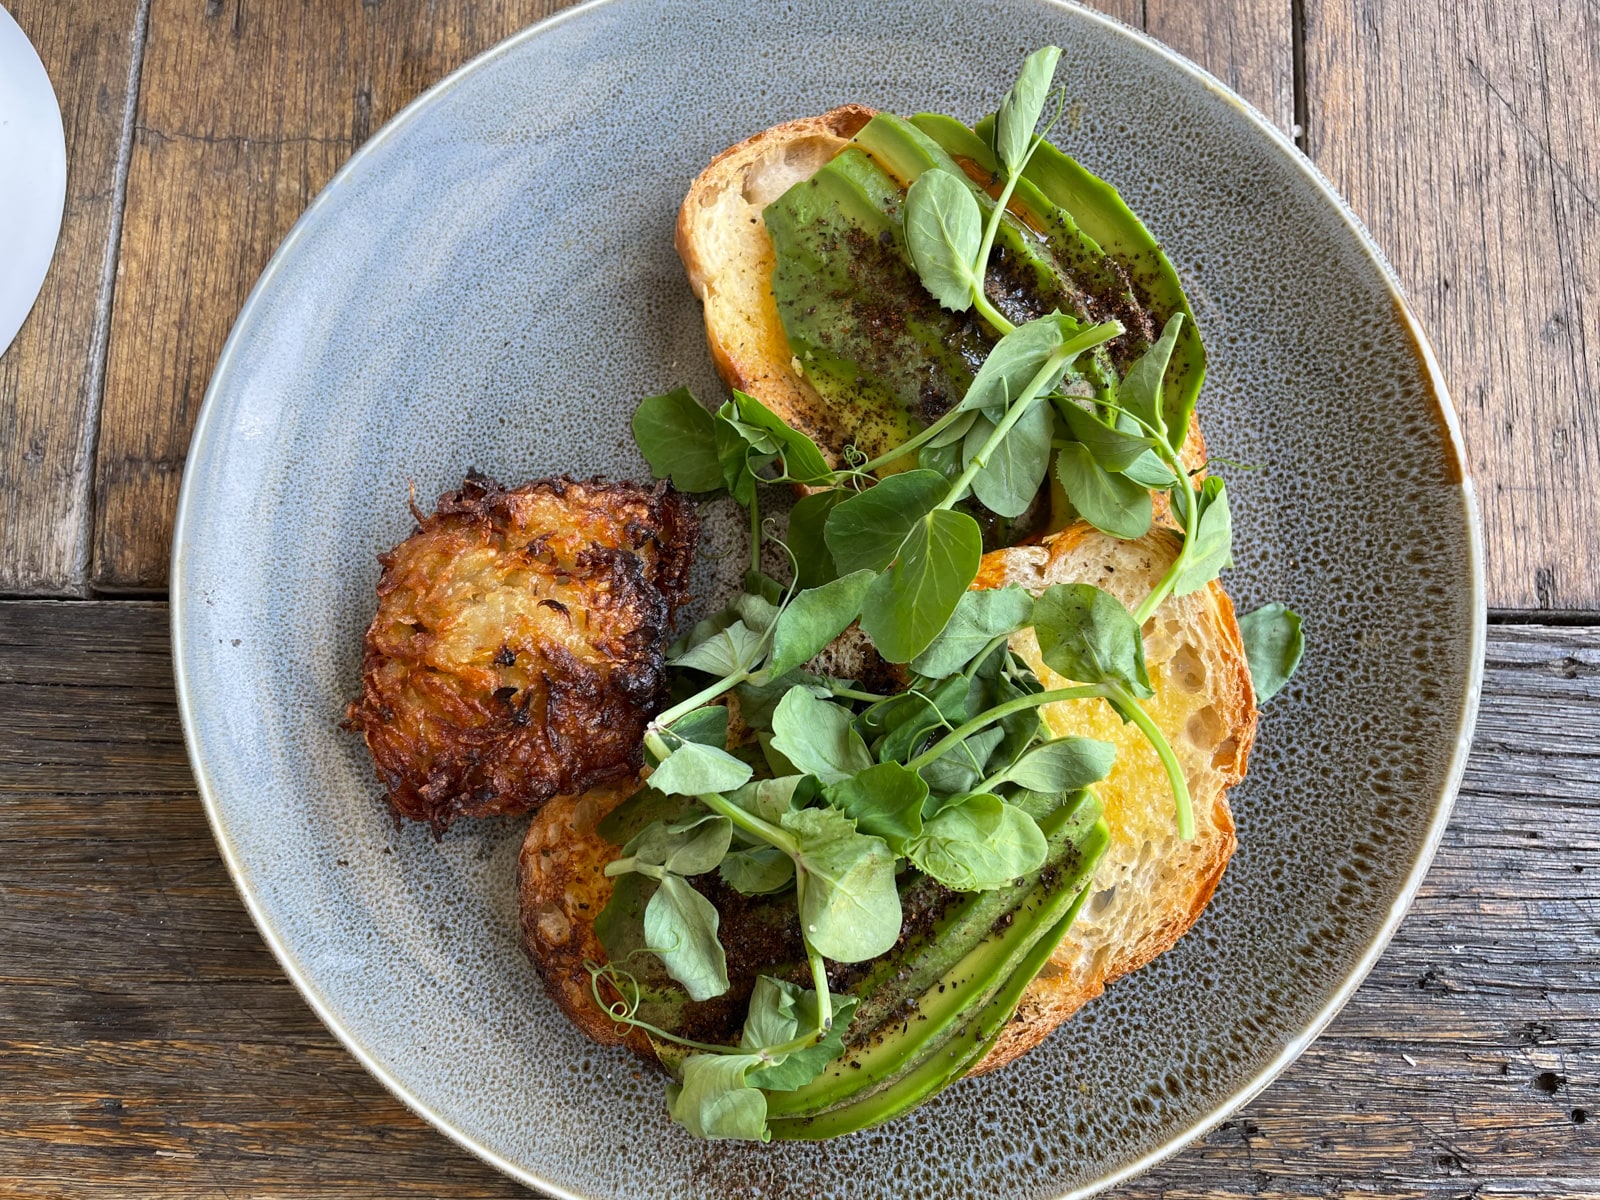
171;2;1484;1196
0;5;67;357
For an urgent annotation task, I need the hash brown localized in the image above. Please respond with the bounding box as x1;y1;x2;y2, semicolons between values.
344;473;697;833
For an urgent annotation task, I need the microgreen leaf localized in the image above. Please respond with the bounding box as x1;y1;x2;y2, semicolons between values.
823;470;948;574
717;408;778;455
963;395;1054;518
907;793;1049;891
787;489;847;588
993;45;1062;174
926;409;979;448
713;414;764;508
919;726;1006;797
746;570;786;606
918;438;963;481
658;814;735;876
648;740;754;797
732;591;781;635
782;805;901;961
739;974;802;1051
753;1011;858;1092
921;670;976;727
724;774;809;824
988;736;1116;792
864;692;945;765
669;705;729;749
909;584;1035;677
1033;582;1154;697
769;688;872;784
673;602;741;659
1054;441;1154;539
670;619;763;677
758;731;801;778
632;387;724;492
1121;447;1180;489
741;978;860;1092
720;845;796;895
1058;402;1156;472
644;874;730;1001
959;315;1068;416
985;670;1049;776
1118;312;1185;446
729;390;835;485
762;569;877;680
1168;476;1233;596
903;168;984;311
620;810;720;867
667;1053;768;1141
823;761;927;853
858;508;984;664
1237;601;1304;703
734;670;832;732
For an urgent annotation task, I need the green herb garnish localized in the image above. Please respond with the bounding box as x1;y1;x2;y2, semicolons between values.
598;43;1304;1142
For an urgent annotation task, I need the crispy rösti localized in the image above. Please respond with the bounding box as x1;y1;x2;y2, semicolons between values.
344;474;696;833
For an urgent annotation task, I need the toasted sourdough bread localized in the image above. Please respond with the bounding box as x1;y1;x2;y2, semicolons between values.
967;522;1255;1071
518;523;1257;1074
675;107;1208;476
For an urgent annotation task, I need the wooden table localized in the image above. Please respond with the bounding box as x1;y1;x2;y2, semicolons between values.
2;1;1595;1195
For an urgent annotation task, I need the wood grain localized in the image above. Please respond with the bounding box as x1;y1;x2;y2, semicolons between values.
1147;0;1297;135
1085;0;1144;31
89;0;563;592
1303;0;1600;613
1;601;1595;1197
0;1;146;596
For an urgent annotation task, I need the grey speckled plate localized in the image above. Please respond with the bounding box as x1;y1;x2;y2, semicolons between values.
170;2;1484;1196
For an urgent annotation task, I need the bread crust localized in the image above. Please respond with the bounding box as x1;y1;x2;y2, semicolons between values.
516;776;654;1055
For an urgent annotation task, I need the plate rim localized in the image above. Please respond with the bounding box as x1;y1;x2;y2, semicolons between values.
169;1;1488;1195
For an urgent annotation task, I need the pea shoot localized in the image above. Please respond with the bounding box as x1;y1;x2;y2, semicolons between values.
603;43;1304;1142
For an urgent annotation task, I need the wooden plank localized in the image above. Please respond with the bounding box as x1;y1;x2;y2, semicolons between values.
1085;0;1144;30
1;601;1595;1196
1147;0;1297;135
90;0;564;592
1303;0;1600;612
0;1;147;596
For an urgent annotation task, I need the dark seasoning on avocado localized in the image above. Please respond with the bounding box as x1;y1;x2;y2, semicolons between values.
603;45;1305;1141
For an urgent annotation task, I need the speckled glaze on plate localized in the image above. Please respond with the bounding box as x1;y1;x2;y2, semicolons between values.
170;2;1484;1196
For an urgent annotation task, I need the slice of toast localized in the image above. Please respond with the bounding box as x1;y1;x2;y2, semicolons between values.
968;522;1255;1072
518;523;1256;1076
676;106;875;465
676;108;1207;476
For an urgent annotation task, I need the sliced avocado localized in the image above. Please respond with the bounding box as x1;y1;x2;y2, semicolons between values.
769;815;1111;1136
851;114;1096;332
840;789;1101;1035
764;146;986;459
765;116;1110;468
957;112;1204;447
764;801;1108;1121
